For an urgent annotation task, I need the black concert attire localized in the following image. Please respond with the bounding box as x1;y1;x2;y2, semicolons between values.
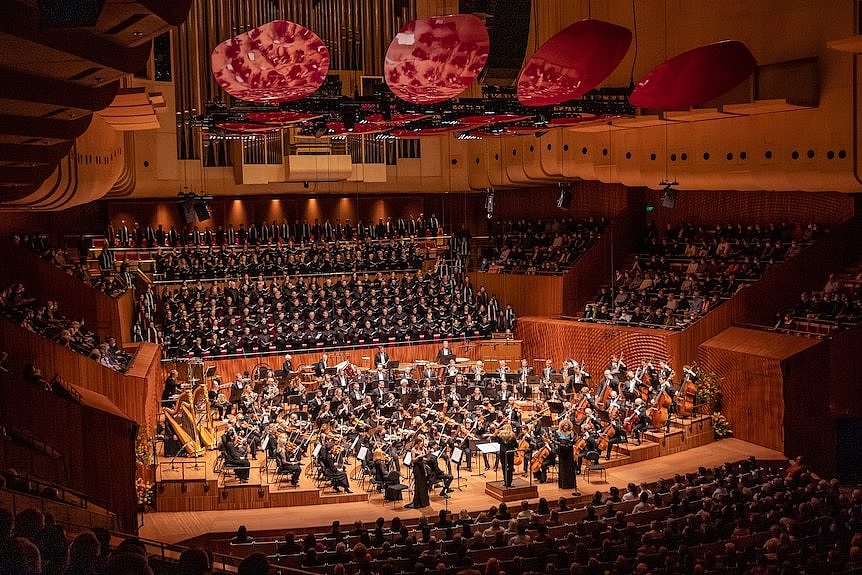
408;448;431;509
436;345;454;365
162;373;179;405
220;433;250;481
556;431;577;490
426;452;453;496
374;458;400;488
319;447;351;492
605;420;624;460
277;444;303;486
576;432;600;474
498;435;518;488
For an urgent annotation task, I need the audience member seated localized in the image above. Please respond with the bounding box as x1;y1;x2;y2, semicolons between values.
13;233;130;298
581;221;821;329
775;264;862;335
479;217;607;275
183;457;858;575
105;214;444;249
0;283;133;372
152;237;427;282
153;270;515;359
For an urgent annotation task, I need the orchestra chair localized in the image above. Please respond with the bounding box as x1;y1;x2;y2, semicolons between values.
583;450;607;483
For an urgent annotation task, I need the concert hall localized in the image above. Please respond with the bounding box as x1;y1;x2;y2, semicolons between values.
2;1;862;574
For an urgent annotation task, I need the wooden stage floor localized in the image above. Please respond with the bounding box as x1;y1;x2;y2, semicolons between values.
141;438;784;545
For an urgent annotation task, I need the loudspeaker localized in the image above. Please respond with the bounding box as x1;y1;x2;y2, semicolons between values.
177;200;196;224
465;0;532;86
557;187;572;210
38;0;105;27
661;188;677;208
194;200;211;222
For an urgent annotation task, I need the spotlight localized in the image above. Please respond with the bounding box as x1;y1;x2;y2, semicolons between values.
484;188;495;218
660;180;679;208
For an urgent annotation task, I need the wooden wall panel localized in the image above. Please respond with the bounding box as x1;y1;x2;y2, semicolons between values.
0;238;133;343
0;320;161;429
644;190;854;228
0;377;137;532
467;272;564;317
697;344;786;452
515;317;675;378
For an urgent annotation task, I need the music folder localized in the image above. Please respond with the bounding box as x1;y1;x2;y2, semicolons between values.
451;447;463;464
478;442;500;454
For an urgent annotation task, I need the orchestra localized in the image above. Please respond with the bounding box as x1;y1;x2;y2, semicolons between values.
160;344;700;505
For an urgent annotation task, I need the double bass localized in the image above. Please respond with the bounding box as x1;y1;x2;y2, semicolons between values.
646;388;672;430
678;365;698;416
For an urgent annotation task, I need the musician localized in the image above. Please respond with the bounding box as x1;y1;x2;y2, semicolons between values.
467;387;484;409
630;398;650;445
315;401;334;425
319;442;352;493
425;445;454;498
374;346;390;369
496;424;518;488
405;435;431;509
395;378;410;401
445;385;461;409
472;360;485;383
531;430;555;484
220;428;250;482
372;366;390;386
541;359;555;382
498;381;513;402
604;416;624;461
516;358;532;397
162;369;180;405
608;354;627;378
349;382;365;402
417;389;434;409
575;424;600;474
208;378;230;420
436;340;455;365
229;373;248;415
336;368;350;388
239;385;258;415
373;448;400;488
419;363;437;381
275;437;303;486
336;396;353;421
497;360;510;383
555;419;580;495
444;359;459;378
503;397;521;424
307;389;324;419
314;353;330;377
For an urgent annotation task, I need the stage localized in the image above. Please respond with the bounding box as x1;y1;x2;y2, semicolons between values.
141;438;784;545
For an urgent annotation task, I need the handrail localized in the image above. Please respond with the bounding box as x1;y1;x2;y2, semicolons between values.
98;234;453;253
1;464;114;514
161;333;488;363
152;267;423;286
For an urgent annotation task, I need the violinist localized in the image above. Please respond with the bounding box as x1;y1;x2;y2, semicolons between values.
275;436;303;486
503;397;521;424
319;441;352;493
417;389;434;409
220;428;250;482
373;448;400;488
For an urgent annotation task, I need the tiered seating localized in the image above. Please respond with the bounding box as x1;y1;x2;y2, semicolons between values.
13;233;129;298
151;238;428;282
0;283;133;372
153;270;512;360
477;217;607;275
775;260;862;336
581;221;822;330
179;458;857;575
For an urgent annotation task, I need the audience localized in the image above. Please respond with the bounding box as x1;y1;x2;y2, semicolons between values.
0;283;133;372
14;233;130;298
478;217;607;275
775;266;862;333
105;215;444;249
581;221;821;330
150;270;515;359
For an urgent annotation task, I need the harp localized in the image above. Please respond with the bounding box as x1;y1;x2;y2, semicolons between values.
162;402;205;457
192;384;217;449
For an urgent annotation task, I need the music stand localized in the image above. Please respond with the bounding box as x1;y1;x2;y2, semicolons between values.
325;367;337;376
385;360;400;369
478;442;500;483
450;447;467;490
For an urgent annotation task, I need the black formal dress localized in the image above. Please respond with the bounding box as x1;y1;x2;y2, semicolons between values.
409;450;431;509
220;435;250;481
498;436;518;488
556;432;577;490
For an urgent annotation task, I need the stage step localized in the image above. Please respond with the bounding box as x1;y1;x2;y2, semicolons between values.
613;440;661;462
